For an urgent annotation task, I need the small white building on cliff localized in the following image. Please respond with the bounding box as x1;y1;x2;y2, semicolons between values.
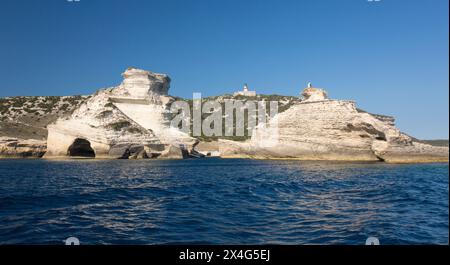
233;84;256;97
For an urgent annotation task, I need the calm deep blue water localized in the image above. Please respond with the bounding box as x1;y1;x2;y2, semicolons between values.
0;159;448;245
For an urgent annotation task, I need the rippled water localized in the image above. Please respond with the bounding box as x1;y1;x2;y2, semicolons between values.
0;159;448;245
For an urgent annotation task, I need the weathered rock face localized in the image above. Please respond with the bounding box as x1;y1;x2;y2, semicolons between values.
158;145;189;159
44;68;196;159
372;141;449;163
116;67;170;102
0;137;46;158
1;68;447;163
220;90;449;163
301;87;328;102
195;141;221;157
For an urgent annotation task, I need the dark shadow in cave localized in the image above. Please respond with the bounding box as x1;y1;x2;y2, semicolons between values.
67;138;95;158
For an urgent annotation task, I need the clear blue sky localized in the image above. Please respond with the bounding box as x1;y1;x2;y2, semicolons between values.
0;0;448;139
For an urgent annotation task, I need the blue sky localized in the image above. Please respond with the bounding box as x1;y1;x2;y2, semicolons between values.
0;0;448;139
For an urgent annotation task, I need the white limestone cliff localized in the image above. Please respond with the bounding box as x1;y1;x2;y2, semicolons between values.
219;86;449;163
44;68;196;159
115;67;170;101
3;69;447;163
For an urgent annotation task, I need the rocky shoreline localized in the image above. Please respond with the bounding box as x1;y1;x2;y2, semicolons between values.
0;67;448;163
0;137;46;158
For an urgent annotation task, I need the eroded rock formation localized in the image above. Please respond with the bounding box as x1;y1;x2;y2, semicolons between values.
117;67;170;101
0;69;447;163
0;137;46;158
219;86;449;163
44;68;196;159
301;86;328;102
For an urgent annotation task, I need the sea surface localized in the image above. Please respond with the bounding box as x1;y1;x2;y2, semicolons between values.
0;159;448;245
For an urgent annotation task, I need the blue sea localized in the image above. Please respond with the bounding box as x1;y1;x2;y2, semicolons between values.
0;159;448;245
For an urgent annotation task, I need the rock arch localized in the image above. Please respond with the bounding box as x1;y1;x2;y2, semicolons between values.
67;138;95;158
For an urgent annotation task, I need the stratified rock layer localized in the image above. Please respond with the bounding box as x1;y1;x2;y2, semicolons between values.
0;137;46;158
1;68;447;163
44;68;196;159
220;98;449;163
118;67;170;101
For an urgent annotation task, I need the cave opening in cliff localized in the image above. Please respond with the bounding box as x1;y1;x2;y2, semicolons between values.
68;138;95;158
